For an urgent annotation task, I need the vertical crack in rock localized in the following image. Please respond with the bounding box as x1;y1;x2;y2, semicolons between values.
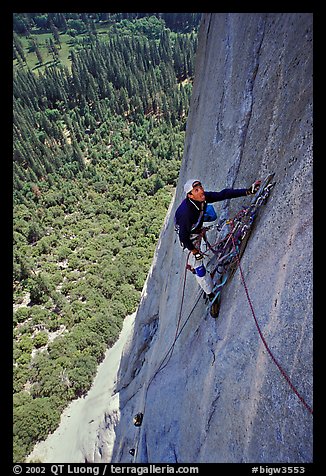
228;15;266;188
206;393;221;431
220;15;267;224
214;14;232;148
203;13;213;66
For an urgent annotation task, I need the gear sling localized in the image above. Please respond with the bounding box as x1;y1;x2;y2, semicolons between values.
176;199;215;295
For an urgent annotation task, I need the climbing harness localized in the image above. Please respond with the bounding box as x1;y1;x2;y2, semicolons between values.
196;173;312;415
183;173;312;415
190;174;277;282
130;173;312;460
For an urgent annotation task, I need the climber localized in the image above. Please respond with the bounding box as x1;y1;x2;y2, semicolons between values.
174;179;261;316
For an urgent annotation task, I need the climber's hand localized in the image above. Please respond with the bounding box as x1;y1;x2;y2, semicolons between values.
246;180;261;195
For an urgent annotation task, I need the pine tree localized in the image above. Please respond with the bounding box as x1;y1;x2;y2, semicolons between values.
158;29;172;62
50;21;61;48
13;32;26;63
35;44;43;65
71;139;85;169
46;38;59;63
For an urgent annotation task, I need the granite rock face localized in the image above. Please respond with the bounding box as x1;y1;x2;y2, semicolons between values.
111;13;313;463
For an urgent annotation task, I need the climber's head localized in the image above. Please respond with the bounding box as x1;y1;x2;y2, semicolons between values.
184;179;205;202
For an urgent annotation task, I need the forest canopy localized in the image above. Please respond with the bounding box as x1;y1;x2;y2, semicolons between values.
13;12;201;462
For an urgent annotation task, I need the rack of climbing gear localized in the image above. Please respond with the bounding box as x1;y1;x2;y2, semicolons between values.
194;173;312;415
129;173;311;461
189;173;277;313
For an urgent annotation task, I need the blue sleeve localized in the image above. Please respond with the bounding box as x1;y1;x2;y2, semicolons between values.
205;188;248;203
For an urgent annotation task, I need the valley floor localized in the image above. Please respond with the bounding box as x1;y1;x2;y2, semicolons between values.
26;313;135;463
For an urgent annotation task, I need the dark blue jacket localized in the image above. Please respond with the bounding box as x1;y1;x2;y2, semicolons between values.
174;188;247;251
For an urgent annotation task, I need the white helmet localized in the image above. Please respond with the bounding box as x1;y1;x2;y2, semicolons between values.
184;179;202;195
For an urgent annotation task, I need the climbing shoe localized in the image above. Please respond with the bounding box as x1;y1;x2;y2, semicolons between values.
209;293;221;319
207;292;215;301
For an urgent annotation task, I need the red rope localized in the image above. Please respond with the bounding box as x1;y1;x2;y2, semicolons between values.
231;233;313;416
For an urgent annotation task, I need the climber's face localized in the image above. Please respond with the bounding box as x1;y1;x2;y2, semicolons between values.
189;182;205;202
